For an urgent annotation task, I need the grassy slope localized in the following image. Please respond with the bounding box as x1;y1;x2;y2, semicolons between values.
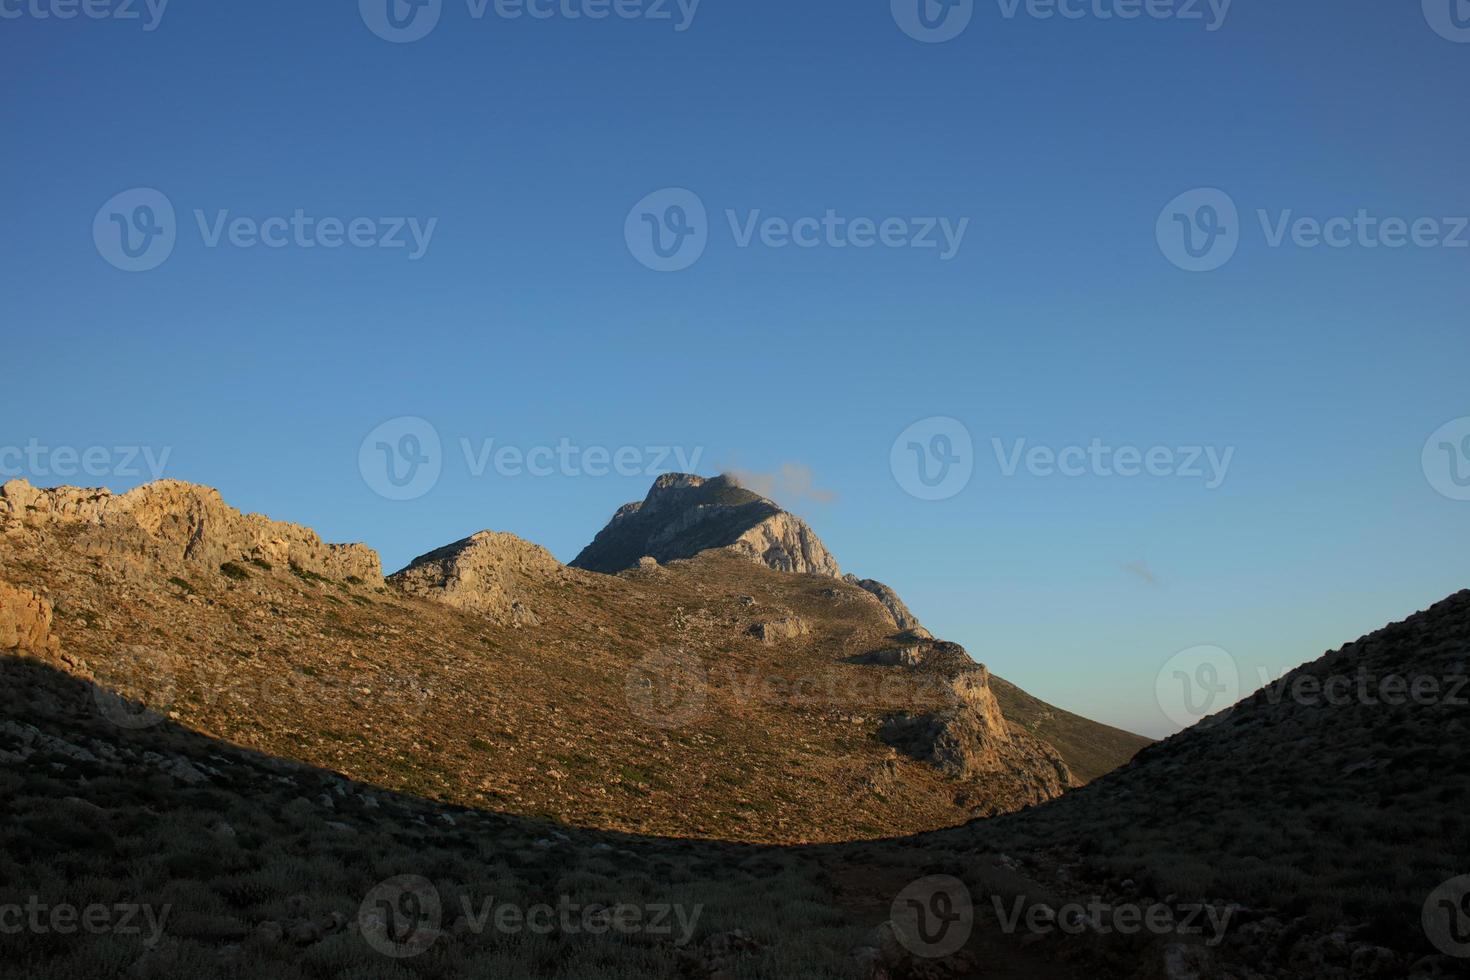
935;591;1470;955
989;676;1151;784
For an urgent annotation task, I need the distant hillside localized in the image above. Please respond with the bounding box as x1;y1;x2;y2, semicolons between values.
989;676;1151;783
915;590;1470;976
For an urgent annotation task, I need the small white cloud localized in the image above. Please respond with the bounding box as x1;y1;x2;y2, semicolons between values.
724;462;838;507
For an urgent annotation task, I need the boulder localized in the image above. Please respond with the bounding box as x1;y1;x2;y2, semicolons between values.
0;581;60;655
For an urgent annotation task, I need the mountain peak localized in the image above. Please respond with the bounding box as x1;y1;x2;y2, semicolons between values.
569;472;841;578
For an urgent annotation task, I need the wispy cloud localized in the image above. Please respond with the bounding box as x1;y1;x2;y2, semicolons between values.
725;462;838;507
1122;560;1160;586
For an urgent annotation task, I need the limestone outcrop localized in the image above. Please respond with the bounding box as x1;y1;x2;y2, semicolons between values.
0;479;382;584
387;530;568;626
845;576;931;636
874;638;1075;805
0;582;60;656
570;474;841;577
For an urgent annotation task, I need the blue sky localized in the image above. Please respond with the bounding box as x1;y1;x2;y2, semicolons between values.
3;0;1468;738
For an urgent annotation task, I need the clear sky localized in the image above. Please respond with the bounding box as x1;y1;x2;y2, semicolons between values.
3;0;1467;738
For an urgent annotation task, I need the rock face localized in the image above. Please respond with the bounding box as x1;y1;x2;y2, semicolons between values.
747;616;810;645
387;531;567;626
845;576;932;637
573;473;1073;807
874;637;1075;804
571;474;841;577
0;479;381;584
0;582;60;656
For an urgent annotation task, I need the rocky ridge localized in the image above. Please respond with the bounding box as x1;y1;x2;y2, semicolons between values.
571;473;937;637
0;479;381;584
570;473;842;578
387;530;570;626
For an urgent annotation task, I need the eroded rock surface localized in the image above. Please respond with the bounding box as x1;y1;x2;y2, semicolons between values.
0;581;60;655
571;474;841;577
388;530;568;626
874;637;1075;807
0;479;381;583
845;576;932;637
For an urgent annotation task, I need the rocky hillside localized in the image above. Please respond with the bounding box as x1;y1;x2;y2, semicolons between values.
0;476;1136;844
906;590;1470;978
571;473;842;577
0;479;381;583
989;677;1152;785
388;531;569;627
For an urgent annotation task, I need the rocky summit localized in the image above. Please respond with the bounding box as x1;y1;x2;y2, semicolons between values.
570;473;843;578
